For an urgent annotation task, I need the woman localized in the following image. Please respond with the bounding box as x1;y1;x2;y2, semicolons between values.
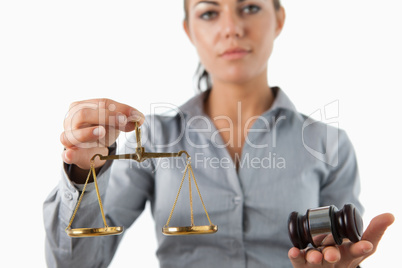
45;0;394;267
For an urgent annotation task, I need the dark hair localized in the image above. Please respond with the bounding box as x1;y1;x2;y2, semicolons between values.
184;0;282;92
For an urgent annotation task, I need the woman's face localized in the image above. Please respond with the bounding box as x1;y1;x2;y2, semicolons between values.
184;0;285;85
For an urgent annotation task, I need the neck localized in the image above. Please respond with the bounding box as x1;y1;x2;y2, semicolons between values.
204;74;274;126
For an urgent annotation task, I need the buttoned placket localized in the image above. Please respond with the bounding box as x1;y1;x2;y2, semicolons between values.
187;112;247;263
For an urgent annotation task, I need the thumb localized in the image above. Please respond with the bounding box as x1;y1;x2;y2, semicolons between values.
361;213;395;250
123;110;146;132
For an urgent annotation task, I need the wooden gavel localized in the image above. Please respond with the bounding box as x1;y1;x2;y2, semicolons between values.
288;204;363;249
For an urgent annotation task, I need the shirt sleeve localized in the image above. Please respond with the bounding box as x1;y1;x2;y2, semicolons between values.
319;129;364;214
43;140;155;267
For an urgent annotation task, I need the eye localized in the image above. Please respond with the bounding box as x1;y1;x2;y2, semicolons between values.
241;5;261;15
200;10;218;20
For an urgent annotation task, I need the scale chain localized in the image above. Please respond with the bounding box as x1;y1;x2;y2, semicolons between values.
189;164;213;226
189;165;194;227
66;162;93;231
164;160;190;228
92;163;109;228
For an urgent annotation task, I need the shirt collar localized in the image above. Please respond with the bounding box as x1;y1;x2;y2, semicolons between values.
179;87;302;122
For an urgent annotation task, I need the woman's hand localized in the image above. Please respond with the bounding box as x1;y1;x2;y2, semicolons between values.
288;213;394;267
60;98;145;171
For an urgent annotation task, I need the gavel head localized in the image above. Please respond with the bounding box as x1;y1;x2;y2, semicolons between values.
287;204;363;249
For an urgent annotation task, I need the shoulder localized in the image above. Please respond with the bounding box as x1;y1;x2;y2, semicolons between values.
140;113;186;150
294;112;354;168
139;92;208;149
297;112;351;146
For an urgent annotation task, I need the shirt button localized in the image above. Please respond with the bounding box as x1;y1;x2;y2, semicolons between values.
233;196;242;205
64;191;73;200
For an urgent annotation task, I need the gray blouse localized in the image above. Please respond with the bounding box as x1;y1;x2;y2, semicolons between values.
44;88;362;268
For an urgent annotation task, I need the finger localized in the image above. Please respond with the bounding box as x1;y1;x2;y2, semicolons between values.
67;107;142;131
61;126;106;148
66;99;144;131
62;125;121;148
361;213;395;249
322;246;340;264
320;234;336;247
288;247;306;267
62;147;108;170
305;248;323;265
345;240;374;258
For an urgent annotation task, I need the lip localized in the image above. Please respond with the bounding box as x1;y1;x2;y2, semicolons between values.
220;47;251;60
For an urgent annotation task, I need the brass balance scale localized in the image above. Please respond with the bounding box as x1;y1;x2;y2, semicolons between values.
65;122;218;237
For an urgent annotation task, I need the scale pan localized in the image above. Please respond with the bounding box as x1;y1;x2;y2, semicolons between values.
162;225;218;236
66;226;124;237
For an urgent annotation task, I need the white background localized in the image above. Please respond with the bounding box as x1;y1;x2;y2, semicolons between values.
0;0;401;267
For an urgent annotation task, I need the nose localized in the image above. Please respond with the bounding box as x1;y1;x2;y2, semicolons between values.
221;10;244;39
